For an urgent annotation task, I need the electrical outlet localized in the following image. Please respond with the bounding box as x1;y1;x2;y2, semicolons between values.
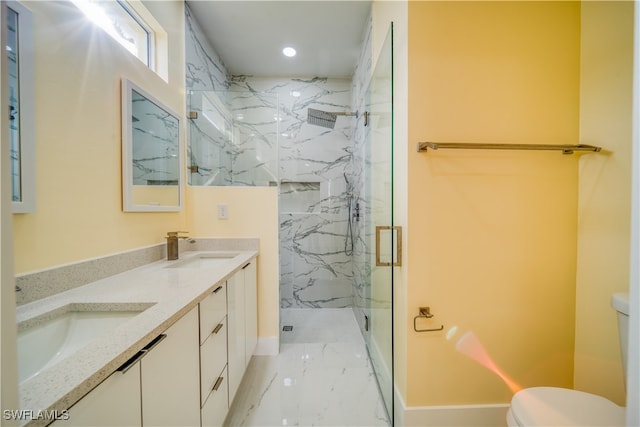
217;204;228;220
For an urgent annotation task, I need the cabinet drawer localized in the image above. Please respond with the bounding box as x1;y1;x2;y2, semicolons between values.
201;366;228;427
199;282;226;344
200;316;227;406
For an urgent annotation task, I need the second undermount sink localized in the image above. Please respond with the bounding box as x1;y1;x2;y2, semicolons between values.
18;304;153;384
166;252;240;269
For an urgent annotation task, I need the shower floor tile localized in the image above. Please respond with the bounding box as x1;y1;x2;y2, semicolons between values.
280;308;365;344
224;308;390;427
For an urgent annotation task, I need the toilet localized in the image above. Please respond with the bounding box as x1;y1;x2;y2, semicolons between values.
506;292;629;426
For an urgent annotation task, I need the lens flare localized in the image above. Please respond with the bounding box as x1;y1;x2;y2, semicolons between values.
445;326;459;341
455;331;522;393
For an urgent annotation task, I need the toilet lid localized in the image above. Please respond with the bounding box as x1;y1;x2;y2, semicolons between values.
510;387;625;426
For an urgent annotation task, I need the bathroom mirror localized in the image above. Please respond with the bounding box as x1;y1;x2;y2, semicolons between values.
121;78;182;212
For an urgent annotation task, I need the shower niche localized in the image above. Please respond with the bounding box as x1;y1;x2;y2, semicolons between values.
279;182;321;212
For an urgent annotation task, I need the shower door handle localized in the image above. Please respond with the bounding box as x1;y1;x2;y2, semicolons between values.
375;225;402;267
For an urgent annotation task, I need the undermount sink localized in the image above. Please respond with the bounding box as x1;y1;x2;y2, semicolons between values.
18;304;152;384
166;252;239;269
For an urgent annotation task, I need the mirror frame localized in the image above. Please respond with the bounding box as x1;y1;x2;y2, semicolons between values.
121;78;183;212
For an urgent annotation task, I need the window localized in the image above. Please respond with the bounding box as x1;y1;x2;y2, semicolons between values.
7;6;21;202
71;0;156;69
6;1;35;213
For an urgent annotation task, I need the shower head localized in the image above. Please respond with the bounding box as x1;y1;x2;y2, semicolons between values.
307;108;357;129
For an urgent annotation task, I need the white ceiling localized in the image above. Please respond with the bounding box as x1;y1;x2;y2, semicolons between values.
185;1;372;78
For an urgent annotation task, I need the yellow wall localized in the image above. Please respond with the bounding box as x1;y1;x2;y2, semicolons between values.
186;187;279;340
406;1;580;405
575;1;633;406
12;1;187;274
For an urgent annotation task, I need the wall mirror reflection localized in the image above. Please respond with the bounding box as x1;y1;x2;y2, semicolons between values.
121;78;182;212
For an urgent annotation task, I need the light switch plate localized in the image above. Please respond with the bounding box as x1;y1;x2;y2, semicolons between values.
217;204;228;220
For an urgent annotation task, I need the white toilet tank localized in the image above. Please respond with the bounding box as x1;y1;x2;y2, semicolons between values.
611;292;629;377
507;292;630;427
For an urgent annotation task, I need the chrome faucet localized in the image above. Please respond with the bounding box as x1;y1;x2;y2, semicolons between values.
166;231;191;260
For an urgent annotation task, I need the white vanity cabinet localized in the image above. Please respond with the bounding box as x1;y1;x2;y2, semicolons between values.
51;362;142;426
52;307;200;427
50;255;258;427
227;260;258;402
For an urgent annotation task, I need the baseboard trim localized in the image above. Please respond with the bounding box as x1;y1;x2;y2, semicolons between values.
394;389;509;426
254;336;279;356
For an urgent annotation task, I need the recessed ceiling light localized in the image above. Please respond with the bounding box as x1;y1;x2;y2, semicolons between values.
282;47;296;57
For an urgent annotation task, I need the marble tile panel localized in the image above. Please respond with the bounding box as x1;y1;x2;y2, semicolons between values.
187;91;234;185
185;5;230;92
279;213;354;308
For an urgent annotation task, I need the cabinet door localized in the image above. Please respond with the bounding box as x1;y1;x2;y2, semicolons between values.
141;307;200;427
51;362;141;427
226;271;245;403
243;261;258;365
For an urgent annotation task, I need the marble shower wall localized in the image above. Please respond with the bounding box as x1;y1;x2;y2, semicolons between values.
230;76;355;308
187;90;234;185
185;4;235;185
228;87;279;185
187;89;279;186
185;5;230;92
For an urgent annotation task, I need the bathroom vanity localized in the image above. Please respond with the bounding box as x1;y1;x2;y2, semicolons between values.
16;250;258;427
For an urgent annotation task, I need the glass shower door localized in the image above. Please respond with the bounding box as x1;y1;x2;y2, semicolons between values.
364;23;394;422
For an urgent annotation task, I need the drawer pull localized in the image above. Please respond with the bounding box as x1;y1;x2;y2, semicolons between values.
117;350;145;374
242;262;251;269
212;376;224;391
212;323;223;334
117;333;167;374
142;334;167;352
212;285;223;294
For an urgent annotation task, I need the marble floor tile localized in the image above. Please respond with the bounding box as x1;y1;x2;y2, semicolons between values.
225;308;390;427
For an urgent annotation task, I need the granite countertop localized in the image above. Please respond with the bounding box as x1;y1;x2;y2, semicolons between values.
16;250;258;427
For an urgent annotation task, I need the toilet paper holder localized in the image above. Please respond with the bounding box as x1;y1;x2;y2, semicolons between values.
413;306;444;332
